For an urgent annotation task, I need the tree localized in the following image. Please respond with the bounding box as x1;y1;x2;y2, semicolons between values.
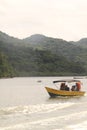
0;52;14;77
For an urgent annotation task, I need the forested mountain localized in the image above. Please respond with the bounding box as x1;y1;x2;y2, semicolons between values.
0;52;15;77
0;31;87;77
23;34;87;62
72;38;87;48
0;31;21;45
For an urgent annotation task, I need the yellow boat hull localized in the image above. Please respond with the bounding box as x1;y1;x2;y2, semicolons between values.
45;87;85;97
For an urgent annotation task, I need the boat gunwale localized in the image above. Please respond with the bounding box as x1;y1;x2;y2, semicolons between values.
45;87;85;96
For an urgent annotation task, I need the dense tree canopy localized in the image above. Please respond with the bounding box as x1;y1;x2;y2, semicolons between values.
0;31;87;77
0;52;15;77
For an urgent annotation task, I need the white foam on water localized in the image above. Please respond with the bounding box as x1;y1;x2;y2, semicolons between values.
66;120;87;130
0;102;74;116
1;110;87;130
0;106;25;115
32;102;74;114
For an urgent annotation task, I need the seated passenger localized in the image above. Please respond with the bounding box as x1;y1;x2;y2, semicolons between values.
76;82;81;91
60;83;66;90
71;85;76;91
65;85;70;91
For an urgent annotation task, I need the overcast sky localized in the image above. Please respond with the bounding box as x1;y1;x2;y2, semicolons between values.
0;0;87;41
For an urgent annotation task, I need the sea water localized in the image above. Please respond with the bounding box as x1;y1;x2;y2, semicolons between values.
0;77;87;130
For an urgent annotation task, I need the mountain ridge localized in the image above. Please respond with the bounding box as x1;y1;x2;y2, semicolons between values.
0;30;87;76
0;30;87;46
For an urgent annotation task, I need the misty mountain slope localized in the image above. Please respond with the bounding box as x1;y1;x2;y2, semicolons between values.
23;34;47;44
0;31;22;46
0;31;87;63
23;34;87;62
72;38;87;48
0;31;87;76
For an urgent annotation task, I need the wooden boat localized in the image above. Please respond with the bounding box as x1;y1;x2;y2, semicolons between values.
45;79;85;97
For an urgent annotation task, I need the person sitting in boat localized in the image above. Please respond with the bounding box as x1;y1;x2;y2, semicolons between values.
65;85;70;91
71;85;76;91
60;83;66;90
71;82;81;91
76;82;81;91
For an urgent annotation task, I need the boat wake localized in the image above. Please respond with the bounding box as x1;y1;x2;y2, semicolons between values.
0;110;87;130
0;101;87;130
0;102;74;116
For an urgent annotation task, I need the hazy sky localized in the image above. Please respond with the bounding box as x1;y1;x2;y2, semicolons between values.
0;0;87;41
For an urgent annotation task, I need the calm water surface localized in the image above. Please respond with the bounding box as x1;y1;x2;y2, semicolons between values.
0;77;87;130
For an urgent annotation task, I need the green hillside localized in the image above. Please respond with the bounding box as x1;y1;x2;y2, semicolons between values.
0;31;87;77
23;34;87;62
0;52;15;77
72;38;87;48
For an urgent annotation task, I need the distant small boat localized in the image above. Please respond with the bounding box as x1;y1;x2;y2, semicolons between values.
45;79;85;97
73;76;86;79
37;80;42;83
